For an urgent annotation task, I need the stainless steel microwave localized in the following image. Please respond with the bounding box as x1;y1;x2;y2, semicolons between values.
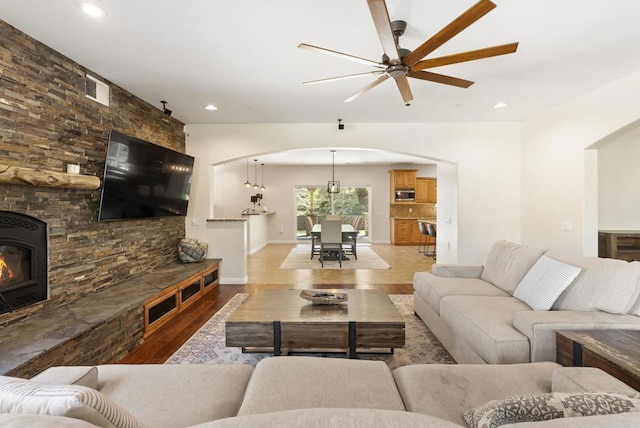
395;189;415;201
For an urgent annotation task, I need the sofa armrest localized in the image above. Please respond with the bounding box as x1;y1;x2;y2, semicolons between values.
512;310;640;362
431;264;484;278
552;367;637;394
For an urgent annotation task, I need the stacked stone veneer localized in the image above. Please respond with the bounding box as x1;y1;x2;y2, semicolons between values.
0;20;188;361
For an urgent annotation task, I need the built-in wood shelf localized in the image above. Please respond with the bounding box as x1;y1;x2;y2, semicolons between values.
0;164;100;190
143;261;219;337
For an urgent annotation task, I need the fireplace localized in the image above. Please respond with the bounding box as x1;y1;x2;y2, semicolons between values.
0;211;48;314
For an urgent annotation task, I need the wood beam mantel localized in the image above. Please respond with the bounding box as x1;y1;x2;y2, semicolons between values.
0;164;100;190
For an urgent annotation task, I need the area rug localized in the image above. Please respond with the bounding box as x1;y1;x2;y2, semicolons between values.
165;293;455;369
279;246;391;270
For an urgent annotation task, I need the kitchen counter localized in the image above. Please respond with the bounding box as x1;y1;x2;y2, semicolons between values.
390;217;436;222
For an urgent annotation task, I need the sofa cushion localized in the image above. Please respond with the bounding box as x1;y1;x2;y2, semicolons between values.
237;356;405;416
0;375;142;428
464;392;640;428
440;295;532;363
413;272;509;315
392;362;560;427
552;367;638;394
513;255;582;311
548;252;640;313
95;364;253;428
32;366;98;390
192;408;461;428
480;240;546;294
595;261;640;314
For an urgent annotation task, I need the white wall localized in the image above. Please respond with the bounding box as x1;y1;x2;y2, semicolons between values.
598;126;640;230
245;214;271;255
185;122;522;264
521;71;640;255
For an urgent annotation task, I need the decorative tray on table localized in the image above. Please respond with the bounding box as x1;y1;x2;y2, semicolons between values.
300;290;348;305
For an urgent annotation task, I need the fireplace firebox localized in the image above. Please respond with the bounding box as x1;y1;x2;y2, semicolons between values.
0;211;47;314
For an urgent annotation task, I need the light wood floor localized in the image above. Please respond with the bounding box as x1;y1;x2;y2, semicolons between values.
120;243;434;364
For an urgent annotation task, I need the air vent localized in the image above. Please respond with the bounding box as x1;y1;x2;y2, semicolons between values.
85;74;109;106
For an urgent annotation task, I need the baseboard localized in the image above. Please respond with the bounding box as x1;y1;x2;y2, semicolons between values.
220;275;248;285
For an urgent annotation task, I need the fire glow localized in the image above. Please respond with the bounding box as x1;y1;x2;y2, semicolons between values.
0;253;16;283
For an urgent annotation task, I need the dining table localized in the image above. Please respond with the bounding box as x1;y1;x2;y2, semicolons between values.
310;223;358;260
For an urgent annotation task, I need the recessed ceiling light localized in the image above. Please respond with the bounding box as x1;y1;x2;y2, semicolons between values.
80;2;106;18
494;102;508;109
204;104;217;111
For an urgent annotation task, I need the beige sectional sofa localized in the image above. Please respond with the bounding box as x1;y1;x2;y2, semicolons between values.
1;356;639;427
413;240;640;364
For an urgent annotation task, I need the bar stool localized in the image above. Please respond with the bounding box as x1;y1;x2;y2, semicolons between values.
426;223;436;259
417;221;428;254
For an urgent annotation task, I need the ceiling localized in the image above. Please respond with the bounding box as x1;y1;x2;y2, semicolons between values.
2;0;640;128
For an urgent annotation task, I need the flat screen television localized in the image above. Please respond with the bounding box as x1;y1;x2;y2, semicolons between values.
98;130;195;221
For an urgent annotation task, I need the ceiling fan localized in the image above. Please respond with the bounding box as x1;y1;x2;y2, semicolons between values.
298;0;518;104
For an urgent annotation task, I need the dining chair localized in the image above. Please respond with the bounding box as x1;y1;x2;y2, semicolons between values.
342;232;357;260
325;215;342;221
319;219;343;267
306;216;319;259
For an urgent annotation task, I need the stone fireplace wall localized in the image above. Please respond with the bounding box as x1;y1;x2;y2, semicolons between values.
0;20;188;326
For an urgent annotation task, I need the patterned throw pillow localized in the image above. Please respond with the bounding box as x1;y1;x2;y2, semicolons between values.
464;392;640;428
178;238;208;263
0;375;142;428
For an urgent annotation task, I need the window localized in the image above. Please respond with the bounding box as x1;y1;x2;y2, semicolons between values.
296;186;369;240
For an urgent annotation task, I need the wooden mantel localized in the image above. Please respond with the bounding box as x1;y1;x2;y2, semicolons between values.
0;164;100;190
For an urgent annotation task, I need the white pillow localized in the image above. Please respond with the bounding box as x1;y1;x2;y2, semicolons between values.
514;255;581;310
0;375;142;428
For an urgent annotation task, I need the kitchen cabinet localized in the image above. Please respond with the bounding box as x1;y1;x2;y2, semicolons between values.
389;169;417;203
416;177;437;203
391;219;422;245
390;169;417;189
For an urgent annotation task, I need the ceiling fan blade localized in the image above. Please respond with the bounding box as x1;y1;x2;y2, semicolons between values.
394;75;413;103
303;70;386;85
408;70;474;88
411;42;519;71
344;74;390;103
367;0;400;63
403;0;497;67
298;43;385;68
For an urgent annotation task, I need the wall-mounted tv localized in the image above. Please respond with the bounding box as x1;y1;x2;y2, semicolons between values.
98;130;195;221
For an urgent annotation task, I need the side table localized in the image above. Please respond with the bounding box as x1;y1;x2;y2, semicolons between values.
556;330;640;391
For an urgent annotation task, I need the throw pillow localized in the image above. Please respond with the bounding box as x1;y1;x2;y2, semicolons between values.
178;238;208;263
464;392;640;428
0;375;142;428
513;255;581;310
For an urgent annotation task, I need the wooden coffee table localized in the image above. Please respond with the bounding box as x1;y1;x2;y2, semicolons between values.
225;289;405;358
556;330;640;390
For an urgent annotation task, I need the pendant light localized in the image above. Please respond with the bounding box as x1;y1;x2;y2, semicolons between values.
243;158;252;187
253;159;259;189
327;150;340;194
260;163;266;191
